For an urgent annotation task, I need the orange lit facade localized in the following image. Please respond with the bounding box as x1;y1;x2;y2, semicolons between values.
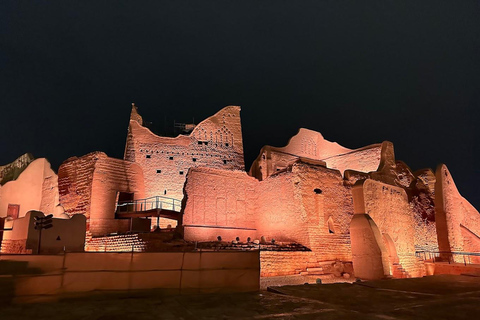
1;105;479;280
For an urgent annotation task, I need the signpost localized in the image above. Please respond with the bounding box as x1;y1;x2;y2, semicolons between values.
34;214;53;254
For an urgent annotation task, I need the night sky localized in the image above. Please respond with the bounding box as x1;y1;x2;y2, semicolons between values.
1;2;479;208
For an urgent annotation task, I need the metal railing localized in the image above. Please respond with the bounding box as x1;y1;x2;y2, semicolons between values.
116;196;182;213
415;250;480;266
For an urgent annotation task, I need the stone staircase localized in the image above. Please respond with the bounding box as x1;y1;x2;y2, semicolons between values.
391;256;427;278
85;233;146;252
392;263;410;278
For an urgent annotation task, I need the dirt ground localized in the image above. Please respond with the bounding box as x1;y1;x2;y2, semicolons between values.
1;275;479;320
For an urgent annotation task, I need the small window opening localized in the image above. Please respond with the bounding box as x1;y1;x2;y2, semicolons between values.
169;157;174;160
179;171;184;175
192;158;197;162
164;190;167;195
223;160;227;164
314;188;322;194
156;169;161;174
328;217;335;234
225;143;229;147
7;204;20;219
146;154;151;159
198;141;202;145
204;141;208;145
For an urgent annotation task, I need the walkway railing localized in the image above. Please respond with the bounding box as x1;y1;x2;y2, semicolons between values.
116;196;182;213
415;250;480;266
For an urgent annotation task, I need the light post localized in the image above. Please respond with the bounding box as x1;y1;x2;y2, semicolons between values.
34;214;53;254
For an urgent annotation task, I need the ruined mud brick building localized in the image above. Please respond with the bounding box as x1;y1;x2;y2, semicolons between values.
124;104;245;201
1;104;479;280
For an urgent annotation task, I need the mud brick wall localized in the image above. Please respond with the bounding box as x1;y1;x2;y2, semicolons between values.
125;106;245;201
436;164;480;259
260;251;318;277
59;152;145;236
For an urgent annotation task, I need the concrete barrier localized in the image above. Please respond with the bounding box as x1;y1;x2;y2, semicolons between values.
0;250;260;301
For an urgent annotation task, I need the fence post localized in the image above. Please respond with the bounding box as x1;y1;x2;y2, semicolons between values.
129;244;134;293
60;247;67;293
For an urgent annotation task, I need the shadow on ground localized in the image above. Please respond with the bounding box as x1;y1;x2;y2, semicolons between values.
1;275;479;319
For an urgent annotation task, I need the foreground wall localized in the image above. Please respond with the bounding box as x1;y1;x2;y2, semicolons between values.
1;211;86;254
1;251;259;300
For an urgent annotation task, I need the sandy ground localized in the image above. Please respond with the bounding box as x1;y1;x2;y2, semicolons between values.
1;275;479;320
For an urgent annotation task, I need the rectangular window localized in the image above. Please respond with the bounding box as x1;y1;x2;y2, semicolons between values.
169;157;173;160
156;170;161;173
146;154;151;158
179;171;184;175
192;158;197;162
223;160;227;164
7;204;20;219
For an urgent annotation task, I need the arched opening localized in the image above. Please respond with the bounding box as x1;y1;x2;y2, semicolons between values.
350;214;390;280
327;216;335;234
382;233;399;276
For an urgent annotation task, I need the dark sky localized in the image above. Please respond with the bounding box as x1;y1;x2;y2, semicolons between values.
1;1;479;208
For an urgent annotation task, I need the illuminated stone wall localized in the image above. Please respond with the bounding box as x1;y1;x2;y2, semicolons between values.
182;167;258;242
58;153;97;219
183;161;354;267
0;158;62;219
435;164;480;262
361;179;425;277
58;152;145;236
124;105;245;201
260;251;318;277
249;128;383;180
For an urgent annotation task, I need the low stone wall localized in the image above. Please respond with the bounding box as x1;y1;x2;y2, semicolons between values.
1;251;260;301
425;262;480;277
